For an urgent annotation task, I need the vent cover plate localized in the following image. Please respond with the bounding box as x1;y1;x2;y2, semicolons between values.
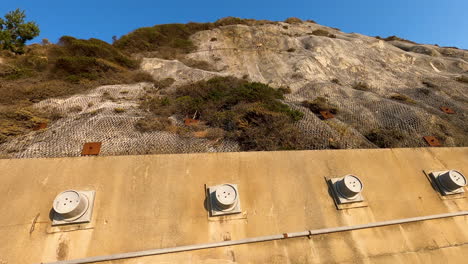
52;190;95;226
208;184;241;216
430;170;466;195
326;176;367;210
330;177;364;204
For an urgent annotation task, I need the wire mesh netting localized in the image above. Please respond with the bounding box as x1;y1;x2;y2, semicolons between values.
0;22;467;159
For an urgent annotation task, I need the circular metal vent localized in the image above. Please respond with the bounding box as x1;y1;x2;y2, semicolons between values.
215;184;238;210
337;175;364;199
438;170;467;192
53;190;89;221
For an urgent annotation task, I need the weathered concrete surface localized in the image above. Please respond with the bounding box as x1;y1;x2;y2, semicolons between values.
0;147;467;263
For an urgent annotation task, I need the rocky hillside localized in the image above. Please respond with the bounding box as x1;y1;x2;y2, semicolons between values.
0;18;467;158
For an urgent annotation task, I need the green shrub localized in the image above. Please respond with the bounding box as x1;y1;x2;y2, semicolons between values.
57;36;138;68
365;129;404;148
302;97;338;114
352;81;371;91
389;93;416;104
0;33;157;142
311;29;336;38
456;75;468;83
181;58;217;71
55;56;100;74
291;73;303;79
205;127;225;140
417;88;430;95
278;86;292;94
113;23;206;56
139;97;174;116
139;77;305;151
0;134;7;144
130;71;155;83
229;104;305;151
114;18;275;57
284;17;303;24
156;77;175;89
0;9;40;54
135;117;171;132
0;64;35;80
214;17;248;26
68;105;83;113
213;17;273;27
54;56;120;81
422;80;438;88
0;107;49;142
375;35;416;44
130;71;175;89
15;54;48;71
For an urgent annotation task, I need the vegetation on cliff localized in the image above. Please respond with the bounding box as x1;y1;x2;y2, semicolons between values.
138;77;306;151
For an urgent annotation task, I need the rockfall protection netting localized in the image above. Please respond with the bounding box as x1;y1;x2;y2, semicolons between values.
1;22;467;158
288;78;468;149
0;77;466;159
0;83;239;159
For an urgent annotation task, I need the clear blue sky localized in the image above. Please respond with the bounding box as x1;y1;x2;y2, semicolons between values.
2;0;467;49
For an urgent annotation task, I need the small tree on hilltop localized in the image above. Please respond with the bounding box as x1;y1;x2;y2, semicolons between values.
0;9;40;54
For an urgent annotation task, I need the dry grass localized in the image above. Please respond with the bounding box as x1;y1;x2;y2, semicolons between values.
68;105;83;113
205;127;225;140
180;58;218;71
389;93;416;104
310;29;336;38
302;97;339;114
365;129;405;148
0;106;50;143
134;117;172;132
138;76;307;151
113;17;276;59
456;75;468;83
375;35;416;44
352;81;372;91
422;80;438;88
331;78;340;84
284;17;303;24
0;36;154;144
114;107;126;113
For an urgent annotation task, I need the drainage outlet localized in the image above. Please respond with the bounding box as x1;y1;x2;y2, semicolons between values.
330;175;365;204
52;190;96;225
431;170;466;195
208;184;241;216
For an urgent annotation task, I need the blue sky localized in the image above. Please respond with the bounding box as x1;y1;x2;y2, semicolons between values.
1;0;467;49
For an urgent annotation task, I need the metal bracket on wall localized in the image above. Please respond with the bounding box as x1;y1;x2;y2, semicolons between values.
33;122;48;131
423;136;441;147
81;142;102;156
440;106;455;114
319;110;335;119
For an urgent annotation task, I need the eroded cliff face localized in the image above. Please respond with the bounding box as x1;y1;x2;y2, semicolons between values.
1;21;467;158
